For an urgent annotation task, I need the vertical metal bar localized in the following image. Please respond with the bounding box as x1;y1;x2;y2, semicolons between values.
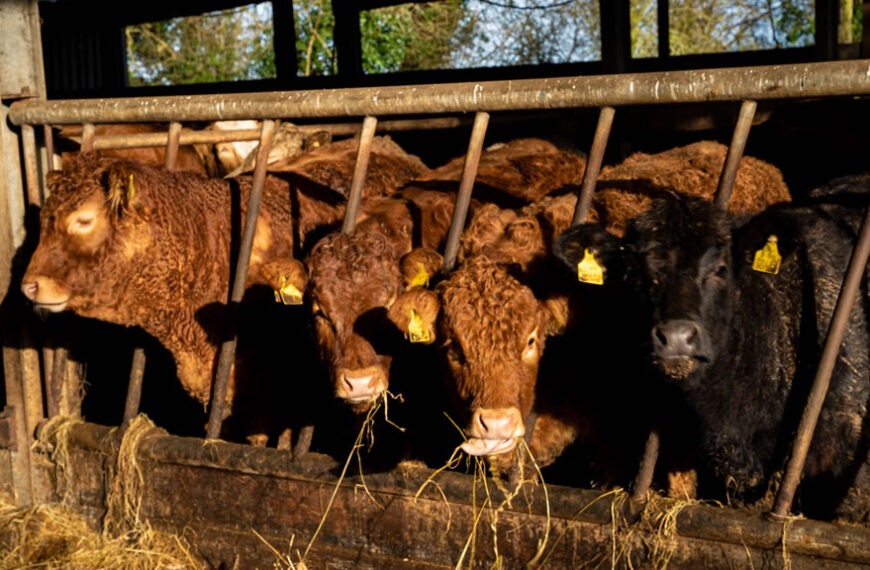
441;112;489;273
341;116;378;234
21;124;40;206
713;100;757;210
164;121;182;170
47;346;67;419
771;202;870;517
43;125;57;171
657;0;670;58
80;122;95;152
630;429;661;502
122;347;146;429
572;107;616;226
206;119;277;440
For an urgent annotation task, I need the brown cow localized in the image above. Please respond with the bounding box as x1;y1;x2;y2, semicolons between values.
20;142;427;443
389;141;791;480
259;138;587;416
56;123;211;175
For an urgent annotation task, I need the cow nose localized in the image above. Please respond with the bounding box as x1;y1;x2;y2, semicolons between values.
336;366;387;403
652;319;703;357
469;407;525;440
21;280;38;301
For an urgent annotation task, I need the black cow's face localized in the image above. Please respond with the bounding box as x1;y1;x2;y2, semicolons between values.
555;196;735;385
629;198;734;382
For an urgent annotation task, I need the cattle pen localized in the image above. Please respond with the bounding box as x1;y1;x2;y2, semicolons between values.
4;1;870;567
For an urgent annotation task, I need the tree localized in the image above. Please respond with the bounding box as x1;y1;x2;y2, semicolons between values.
126;4;275;86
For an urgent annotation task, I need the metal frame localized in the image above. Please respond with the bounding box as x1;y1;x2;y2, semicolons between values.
3;60;870;519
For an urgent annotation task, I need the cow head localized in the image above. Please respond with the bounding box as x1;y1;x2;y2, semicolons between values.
21;154;151;320
282;232;442;412
555;195;735;386
390;254;568;457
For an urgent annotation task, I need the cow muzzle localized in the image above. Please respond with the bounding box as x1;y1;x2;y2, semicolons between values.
651;319;710;378
20;277;70;312
461;406;525;456
335;366;388;405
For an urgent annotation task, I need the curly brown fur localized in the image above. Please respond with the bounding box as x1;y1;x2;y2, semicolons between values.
307;232;402;391
594;140;790;235
23;153;346;406
57;123;210;175
400;248;443;290
416;138;586;204
267;135;429;198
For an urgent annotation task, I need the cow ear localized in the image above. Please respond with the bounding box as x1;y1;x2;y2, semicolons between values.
388;288;440;344
400;247;443;290
554;223;625;285
261;257;308;306
543;295;570;336
100;163;140;216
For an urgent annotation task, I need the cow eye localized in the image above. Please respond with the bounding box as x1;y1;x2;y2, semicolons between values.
70;215;96;234
712;263;728;279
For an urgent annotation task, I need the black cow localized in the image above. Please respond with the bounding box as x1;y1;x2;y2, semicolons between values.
554;180;870;521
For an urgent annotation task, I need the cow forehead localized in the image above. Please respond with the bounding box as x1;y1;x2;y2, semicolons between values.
633;196;730;267
310;232;401;313
440;259;540;352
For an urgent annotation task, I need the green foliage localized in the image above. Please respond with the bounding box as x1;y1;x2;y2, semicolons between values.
294;0;336;76
360;1;466;74
126;4;275;87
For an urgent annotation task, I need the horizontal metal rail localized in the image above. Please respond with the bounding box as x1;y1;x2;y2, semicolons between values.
9;61;870;126
58;117;466;150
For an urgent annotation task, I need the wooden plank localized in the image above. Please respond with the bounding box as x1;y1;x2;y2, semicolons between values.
35;422;870;569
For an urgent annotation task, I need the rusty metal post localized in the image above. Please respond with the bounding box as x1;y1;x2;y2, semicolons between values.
206;120;277;440
630;429;661;502
80;122;95;151
441;112;489;273
122;347;146;429
164;121;182;170
21;124;40;206
713;100;757;209
341;116;378;234
771;202;870;517
43;125;57;171
572;106;615;225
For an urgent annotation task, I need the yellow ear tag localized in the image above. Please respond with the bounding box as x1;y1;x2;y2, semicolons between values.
274;275;303;305
407;309;430;343
752;235;781;275
126;173;135;205
577;248;604;285
409;264;429;289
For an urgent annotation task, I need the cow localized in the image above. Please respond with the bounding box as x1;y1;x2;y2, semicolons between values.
388;141;791;483
554;179;870;520
56;123;211;175
20;140;427;445
259;138;589;413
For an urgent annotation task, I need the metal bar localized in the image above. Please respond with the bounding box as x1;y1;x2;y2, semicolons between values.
206;119;277;440
61;117;467;152
20;124;40;207
630;429;661;502
572;106;616;225
713;100;757;210
771;202;870;517
80;122;94;151
341;116;378;234
43;125;57;171
441;112;489;273
11;61;870;126
657;0;670;58
164;121;182;170
122;347;146;429
47;346;67;418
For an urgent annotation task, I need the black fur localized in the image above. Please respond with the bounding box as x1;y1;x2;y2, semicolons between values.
555;179;870;521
